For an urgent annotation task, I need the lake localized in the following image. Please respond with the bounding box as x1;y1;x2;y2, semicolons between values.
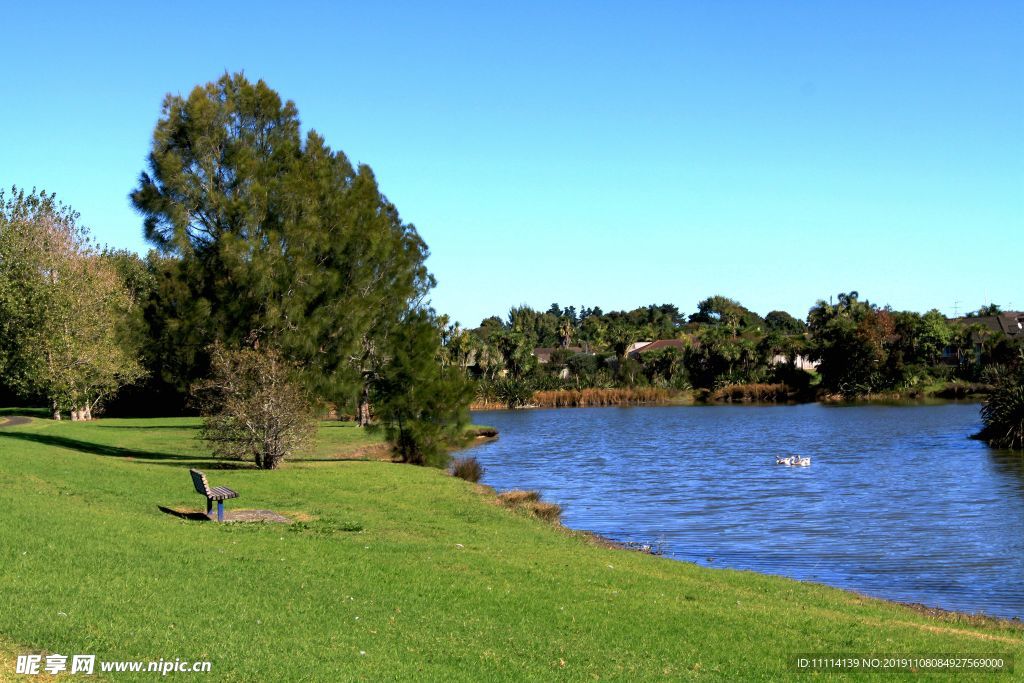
470;403;1024;619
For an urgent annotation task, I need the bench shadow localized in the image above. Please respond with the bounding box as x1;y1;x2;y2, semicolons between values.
157;505;211;521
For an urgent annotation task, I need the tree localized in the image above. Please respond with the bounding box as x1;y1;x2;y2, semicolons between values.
640;346;685;386
690;295;764;332
558;316;574;348
971;303;1002;317
764;310;806;334
577;315;608;351
131;73;432;413
193;342;316;469
807;292;894;396
0;187;145;419
492;329;535;379
442;321;479;374
371;311;474;466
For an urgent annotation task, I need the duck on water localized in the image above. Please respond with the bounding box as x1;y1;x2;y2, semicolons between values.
776;455;811;467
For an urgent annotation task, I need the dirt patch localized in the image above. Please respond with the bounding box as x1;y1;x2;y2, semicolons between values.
317;443;394;462
158;506;292;523
893;601;1024;632
899;621;1023;644
0;416;32;428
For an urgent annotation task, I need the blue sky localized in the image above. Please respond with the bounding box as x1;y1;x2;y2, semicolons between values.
2;1;1021;325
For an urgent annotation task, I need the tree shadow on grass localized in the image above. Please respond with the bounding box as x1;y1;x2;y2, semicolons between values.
0;430;202;463
94;425;202;430
0;407;49;418
0;431;258;472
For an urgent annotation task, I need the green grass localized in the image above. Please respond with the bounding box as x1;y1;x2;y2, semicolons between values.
0;415;1021;681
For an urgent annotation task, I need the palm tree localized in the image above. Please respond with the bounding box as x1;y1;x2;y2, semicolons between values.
558;317;574;348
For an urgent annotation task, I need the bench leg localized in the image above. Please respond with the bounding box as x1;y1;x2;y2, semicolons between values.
217;500;224;522
206;498;213;518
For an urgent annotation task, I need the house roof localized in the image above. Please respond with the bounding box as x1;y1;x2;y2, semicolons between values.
632;339;687;354
958;313;1024;337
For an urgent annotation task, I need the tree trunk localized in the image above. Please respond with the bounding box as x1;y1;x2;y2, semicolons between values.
358;385;372;427
82;405;92;421
52;401;61;421
71;409;80;421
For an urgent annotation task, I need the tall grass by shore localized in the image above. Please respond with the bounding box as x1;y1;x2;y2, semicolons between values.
470;387;678;410
532;387;674;408
710;383;791;403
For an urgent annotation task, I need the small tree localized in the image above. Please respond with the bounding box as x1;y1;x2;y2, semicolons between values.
193;343;316;469
0;187;145;419
372;311;474;467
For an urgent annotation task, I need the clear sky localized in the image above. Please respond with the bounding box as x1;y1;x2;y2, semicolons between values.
2;1;1021;326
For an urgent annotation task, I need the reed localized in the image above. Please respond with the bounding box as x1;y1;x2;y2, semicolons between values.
496;489;562;523
451;456;484;483
531;387;672;408
468;399;509;411
711;383;790;403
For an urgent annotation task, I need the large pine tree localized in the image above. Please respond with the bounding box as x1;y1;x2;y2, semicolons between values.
132;73;432;412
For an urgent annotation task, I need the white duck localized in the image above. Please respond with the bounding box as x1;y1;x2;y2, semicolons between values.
776;455;811;467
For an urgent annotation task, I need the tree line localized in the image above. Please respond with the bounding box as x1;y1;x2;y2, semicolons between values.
441;294;1022;406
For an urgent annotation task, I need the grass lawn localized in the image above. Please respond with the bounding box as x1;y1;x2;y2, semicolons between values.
0;414;1021;681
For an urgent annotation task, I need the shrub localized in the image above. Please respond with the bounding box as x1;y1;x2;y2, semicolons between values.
192;343;316;469
451;456;484;483
494;377;534;409
976;372;1024;450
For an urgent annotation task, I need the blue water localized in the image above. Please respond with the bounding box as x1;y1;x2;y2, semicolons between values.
470;403;1024;619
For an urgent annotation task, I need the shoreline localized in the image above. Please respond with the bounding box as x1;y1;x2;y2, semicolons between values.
470;395;986;411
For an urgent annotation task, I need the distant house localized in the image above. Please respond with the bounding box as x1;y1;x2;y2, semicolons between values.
627;339;687;358
624;341;653;356
941;312;1024;364
533;346;585;364
957;313;1024;339
632;339;687;356
770;354;819;371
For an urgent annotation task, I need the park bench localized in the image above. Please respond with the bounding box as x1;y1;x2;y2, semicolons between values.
189;469;238;522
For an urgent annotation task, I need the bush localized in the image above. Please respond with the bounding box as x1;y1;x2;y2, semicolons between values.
494;377;534;409
976;372;1024;450
451;456;484;483
192;343;316;469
